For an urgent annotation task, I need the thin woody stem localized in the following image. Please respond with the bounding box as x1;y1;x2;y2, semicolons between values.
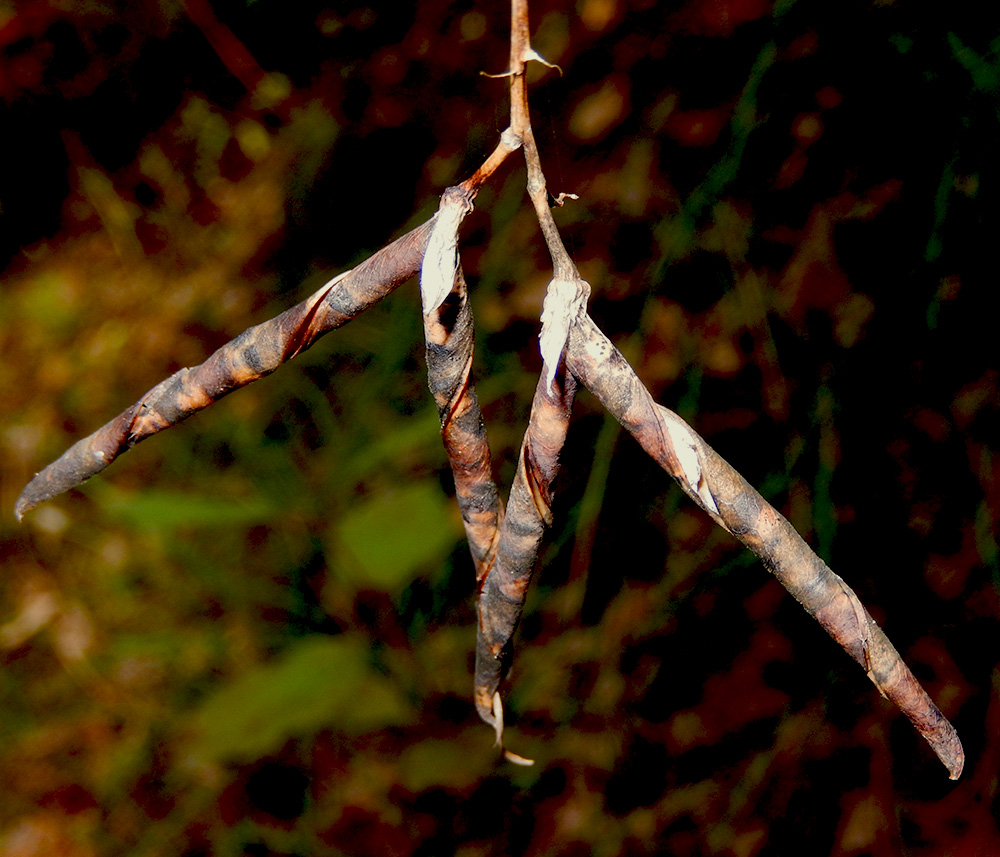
467;1;586;745
460;130;522;197
509;0;577;281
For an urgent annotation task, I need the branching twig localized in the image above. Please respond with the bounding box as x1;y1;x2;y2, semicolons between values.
506;0;590;390
464;0;587;757
14;0;964;782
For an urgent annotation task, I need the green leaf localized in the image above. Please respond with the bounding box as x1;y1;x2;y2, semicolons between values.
93;484;277;530
185;635;413;763
398;738;497;792
333;481;461;591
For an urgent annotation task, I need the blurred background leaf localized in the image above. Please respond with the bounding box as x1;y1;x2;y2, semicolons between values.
184;635;415;764
332;481;463;592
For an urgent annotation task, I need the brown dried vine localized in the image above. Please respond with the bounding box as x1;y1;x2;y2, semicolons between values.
15;0;963;780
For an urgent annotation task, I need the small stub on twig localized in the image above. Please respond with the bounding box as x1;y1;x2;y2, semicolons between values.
420;188;472;315
480;47;562;79
539;277;590;391
521;46;563;76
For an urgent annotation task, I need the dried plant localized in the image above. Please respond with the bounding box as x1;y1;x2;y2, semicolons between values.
16;0;963;780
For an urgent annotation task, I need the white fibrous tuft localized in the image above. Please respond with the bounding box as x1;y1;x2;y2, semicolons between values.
420;196;469;314
662;416;719;515
539;278;589;391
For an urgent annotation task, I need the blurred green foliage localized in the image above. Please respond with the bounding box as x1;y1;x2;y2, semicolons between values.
333;481;462;592
186;636;415;763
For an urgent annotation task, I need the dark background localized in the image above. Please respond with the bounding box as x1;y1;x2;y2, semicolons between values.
1;1;997;854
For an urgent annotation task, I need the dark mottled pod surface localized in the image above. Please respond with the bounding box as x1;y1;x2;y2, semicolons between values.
15;221;433;520
567;313;963;780
684;409;965;780
422;265;503;582
474;370;577;727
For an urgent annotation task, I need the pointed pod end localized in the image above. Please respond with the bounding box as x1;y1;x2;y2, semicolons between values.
490;692;535;765
14;486;38;522
946;740;965;781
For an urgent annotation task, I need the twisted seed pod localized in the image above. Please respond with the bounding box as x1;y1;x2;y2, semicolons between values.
422;262;503;582
15;221;433;520
474;369;577;729
566;312;964;780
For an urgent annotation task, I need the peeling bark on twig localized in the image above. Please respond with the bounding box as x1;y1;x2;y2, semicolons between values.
566;312;965;780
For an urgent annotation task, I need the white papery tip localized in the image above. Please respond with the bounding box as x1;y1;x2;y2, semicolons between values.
420;193;471;314
539;278;590;391
491;691;505;746
491;692;534;765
